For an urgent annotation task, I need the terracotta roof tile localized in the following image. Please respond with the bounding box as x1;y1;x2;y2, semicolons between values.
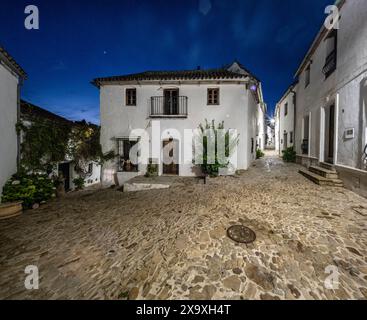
92;68;248;87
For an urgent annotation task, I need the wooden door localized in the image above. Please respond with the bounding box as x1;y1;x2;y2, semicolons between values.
162;139;179;175
58;162;70;191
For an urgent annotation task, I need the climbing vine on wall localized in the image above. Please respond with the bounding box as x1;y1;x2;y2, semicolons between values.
68;121;114;179
17;118;71;173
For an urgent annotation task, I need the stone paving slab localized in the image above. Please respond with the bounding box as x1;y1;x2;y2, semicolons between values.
0;153;367;300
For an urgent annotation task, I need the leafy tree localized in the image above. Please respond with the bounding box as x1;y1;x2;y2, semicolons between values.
67;120;114;180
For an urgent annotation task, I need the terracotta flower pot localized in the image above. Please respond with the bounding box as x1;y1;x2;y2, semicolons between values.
0;201;23;220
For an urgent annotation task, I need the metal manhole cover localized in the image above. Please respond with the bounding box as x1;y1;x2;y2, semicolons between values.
227;225;256;244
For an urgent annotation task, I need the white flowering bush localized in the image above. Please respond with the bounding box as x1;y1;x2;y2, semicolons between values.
1;173;56;208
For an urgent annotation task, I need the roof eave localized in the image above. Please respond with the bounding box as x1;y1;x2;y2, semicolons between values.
0;47;27;80
91;76;250;88
294;0;346;78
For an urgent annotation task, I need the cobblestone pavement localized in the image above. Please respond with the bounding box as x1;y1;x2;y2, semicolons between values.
1;152;367;300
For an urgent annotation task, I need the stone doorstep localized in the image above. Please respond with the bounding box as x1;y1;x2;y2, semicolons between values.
319;162;337;172
299;168;344;187
123;183;170;192
309;165;339;179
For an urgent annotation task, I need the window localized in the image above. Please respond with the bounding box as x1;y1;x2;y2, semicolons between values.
126;89;137;106
284;103;288;117
251;138;254;154
305;65;311;88
117;138;139;172
323;30;337;78
290;131;293;144
88;163;93;174
207;88;220;105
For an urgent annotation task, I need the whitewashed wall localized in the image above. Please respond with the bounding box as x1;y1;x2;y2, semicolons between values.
0;64;19;195
256;104;266;150
100;83;259;185
295;0;367;169
278;89;296;152
275;109;280;152
69;162;101;189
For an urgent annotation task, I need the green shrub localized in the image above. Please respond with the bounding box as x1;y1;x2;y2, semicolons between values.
1;173;56;208
256;149;265;159
282;147;296;163
145;162;158;177
72;177;85;190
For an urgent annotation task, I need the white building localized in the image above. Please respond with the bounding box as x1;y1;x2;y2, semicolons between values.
93;61;266;185
0;47;26;195
293;0;367;196
275;82;297;154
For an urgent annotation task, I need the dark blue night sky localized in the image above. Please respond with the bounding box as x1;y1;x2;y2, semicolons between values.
0;0;333;123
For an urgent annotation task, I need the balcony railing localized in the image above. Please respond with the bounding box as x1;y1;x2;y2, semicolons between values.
322;50;337;78
150;96;188;118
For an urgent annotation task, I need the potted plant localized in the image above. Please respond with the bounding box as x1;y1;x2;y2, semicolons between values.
0;201;23;220
124;159;132;172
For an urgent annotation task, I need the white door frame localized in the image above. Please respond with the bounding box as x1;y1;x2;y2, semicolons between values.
308;111;312;158
319;94;339;165
334;94;339;165
319;106;326;163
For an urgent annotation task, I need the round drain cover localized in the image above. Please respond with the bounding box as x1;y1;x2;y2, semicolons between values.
227;225;256;244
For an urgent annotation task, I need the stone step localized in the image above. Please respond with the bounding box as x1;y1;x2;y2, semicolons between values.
123;183;170;192
319;162;336;172
309;165;339;179
299;168;344;187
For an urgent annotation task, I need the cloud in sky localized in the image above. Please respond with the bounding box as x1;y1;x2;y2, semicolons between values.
199;0;212;15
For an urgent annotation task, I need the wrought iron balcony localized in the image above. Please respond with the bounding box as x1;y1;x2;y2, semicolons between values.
150;96;188;118
322;50;337;78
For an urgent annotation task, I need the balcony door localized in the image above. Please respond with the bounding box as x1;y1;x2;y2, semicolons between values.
164;89;179;115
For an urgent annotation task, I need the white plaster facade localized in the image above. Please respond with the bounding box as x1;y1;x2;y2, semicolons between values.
293;0;367;196
275;83;297;154
65;161;101;190
0;48;26;195
95;62;265;185
256;98;266;151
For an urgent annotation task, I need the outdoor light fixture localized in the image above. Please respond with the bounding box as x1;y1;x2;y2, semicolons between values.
250;84;257;92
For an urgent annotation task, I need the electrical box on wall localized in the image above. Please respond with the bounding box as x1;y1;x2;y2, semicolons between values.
345;128;355;139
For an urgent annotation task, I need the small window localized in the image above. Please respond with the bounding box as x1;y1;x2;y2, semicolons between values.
305;65;311;88
290;131;293;144
88;163;93;174
284;103;288;117
207;88;220;105
126;89;137;106
251;138;254;154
